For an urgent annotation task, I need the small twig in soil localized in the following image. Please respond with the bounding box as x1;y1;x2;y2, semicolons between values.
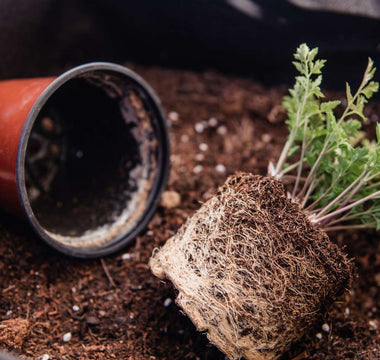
100;258;116;288
26;302;31;319
2;285;16;293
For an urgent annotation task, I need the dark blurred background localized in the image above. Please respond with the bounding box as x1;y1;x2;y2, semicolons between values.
0;0;380;87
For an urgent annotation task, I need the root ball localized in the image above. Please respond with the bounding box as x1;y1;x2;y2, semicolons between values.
150;173;353;360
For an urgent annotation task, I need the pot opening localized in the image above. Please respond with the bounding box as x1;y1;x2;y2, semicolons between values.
24;70;161;249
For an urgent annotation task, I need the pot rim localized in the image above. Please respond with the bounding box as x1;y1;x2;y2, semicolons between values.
16;62;170;258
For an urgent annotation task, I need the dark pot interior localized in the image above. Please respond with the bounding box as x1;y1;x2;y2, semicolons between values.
20;65;169;256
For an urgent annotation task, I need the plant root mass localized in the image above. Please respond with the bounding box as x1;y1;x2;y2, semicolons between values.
150;173;353;360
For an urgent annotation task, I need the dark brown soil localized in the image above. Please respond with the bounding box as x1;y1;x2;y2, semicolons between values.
0;65;379;360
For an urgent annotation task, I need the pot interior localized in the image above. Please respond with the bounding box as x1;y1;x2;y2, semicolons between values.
24;70;161;249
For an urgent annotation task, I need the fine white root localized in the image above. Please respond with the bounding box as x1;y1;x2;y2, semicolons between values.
150;173;353;360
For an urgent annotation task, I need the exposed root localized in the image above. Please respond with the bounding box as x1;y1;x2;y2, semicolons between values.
150;173;353;360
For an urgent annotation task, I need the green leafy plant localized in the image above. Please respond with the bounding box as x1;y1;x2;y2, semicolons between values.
268;43;380;231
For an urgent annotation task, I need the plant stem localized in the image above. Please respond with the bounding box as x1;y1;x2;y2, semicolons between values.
292;117;309;198
327;208;379;226
312;190;380;226
298;72;370;201
338;171;369;209
305;174;341;211
301;178;318;208
273;132;297;178
323;223;376;232
312;170;367;218
364;180;380;191
278;161;302;177
297;139;330;200
281;175;308;182
274;75;310;178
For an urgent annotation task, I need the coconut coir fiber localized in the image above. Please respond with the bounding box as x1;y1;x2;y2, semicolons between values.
150;173;353;360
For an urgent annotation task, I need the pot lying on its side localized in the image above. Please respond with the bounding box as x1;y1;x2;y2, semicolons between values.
0;63;170;258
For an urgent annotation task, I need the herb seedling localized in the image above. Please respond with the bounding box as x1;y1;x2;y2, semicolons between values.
268;43;380;232
150;44;378;360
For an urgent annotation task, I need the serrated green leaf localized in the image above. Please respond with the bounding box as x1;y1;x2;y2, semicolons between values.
343;119;362;137
308;47;318;62
362;81;379;99
297;43;310;61
364;58;375;83
311;59;325;74
346;83;353;103
292;61;305;75
321;100;341;113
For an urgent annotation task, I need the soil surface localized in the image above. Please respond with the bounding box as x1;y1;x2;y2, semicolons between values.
0;65;379;360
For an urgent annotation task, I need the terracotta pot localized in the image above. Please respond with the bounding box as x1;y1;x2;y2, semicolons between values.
0;63;169;257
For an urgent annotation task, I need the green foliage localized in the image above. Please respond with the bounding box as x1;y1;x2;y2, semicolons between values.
269;43;380;231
